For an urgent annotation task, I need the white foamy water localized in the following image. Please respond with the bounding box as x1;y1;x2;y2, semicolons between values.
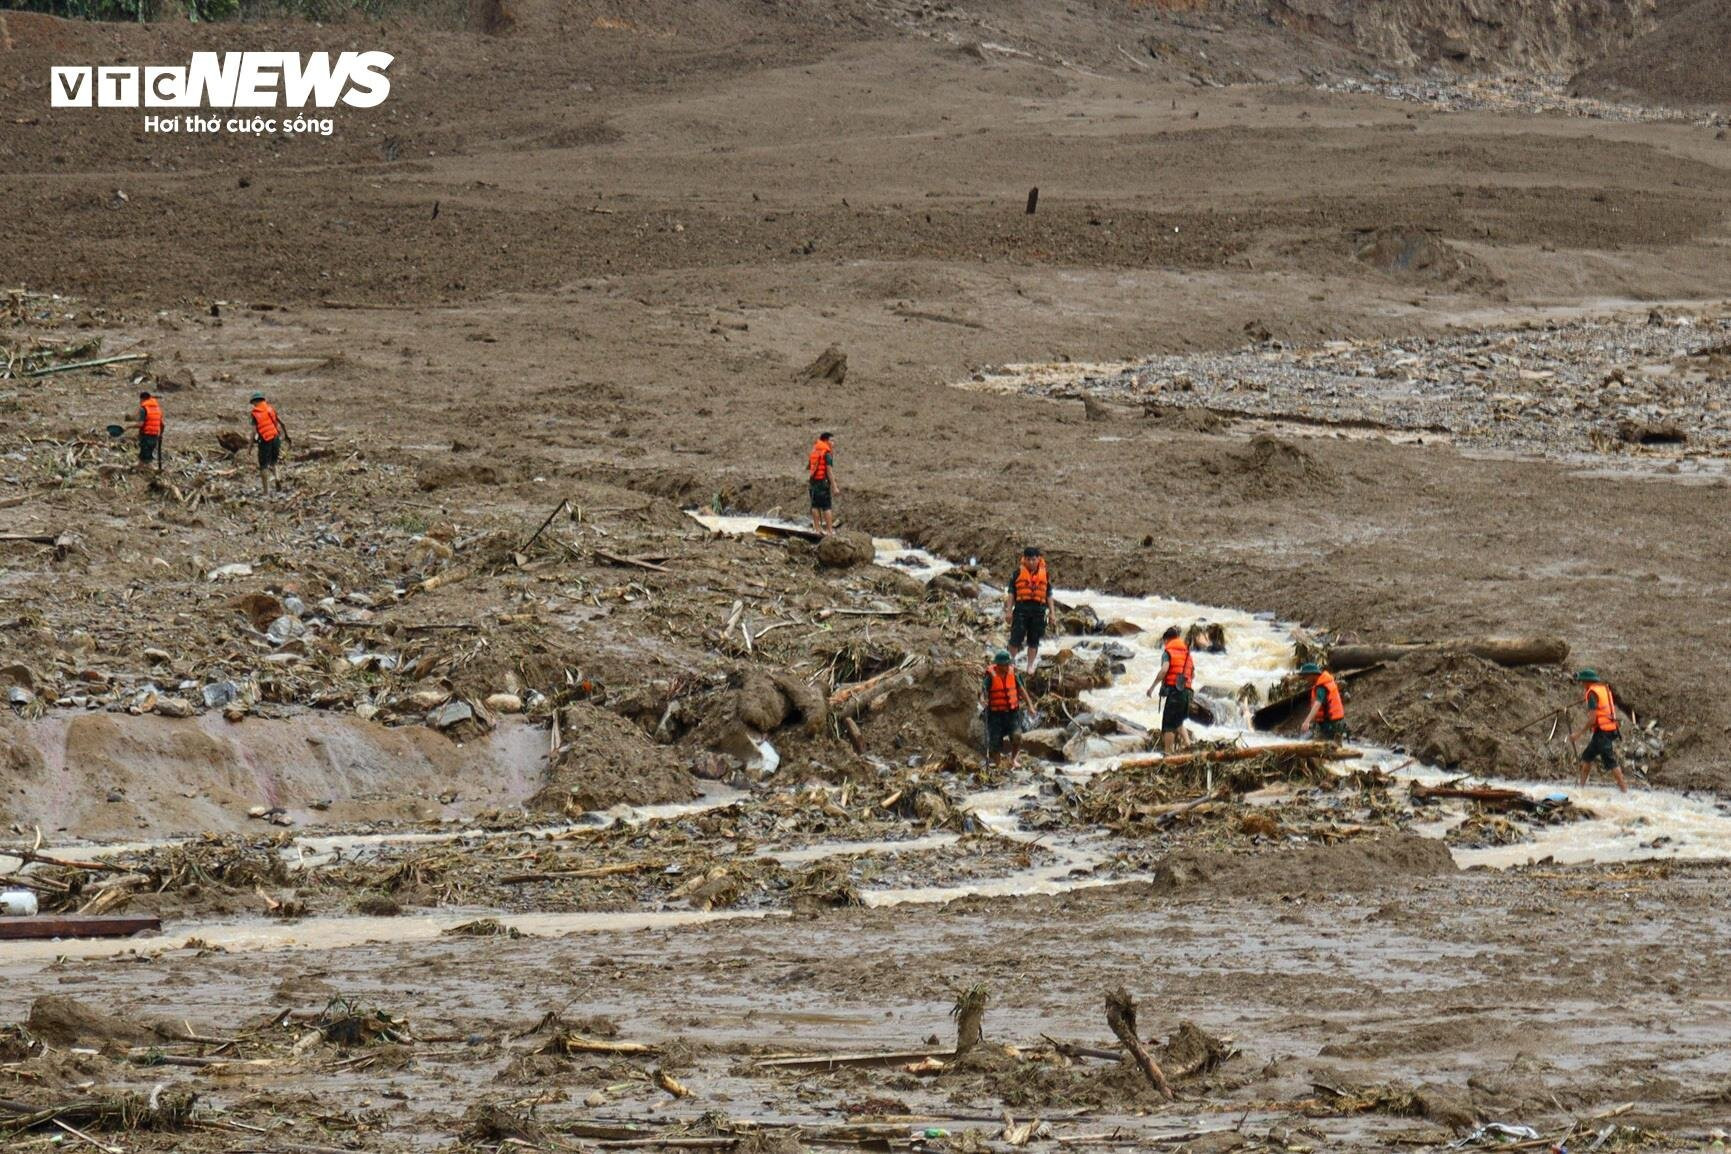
693;511;1731;871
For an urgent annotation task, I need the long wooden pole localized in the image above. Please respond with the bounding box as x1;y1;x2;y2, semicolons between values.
1116;742;1360;772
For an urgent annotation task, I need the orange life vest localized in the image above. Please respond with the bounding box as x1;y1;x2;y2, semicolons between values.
986;667;1021;713
807;438;832;481
1013;558;1049;605
1585;684;1618;733
251;400;280;443
139;397;163;436
1162;637;1194;689
1314;671;1345;723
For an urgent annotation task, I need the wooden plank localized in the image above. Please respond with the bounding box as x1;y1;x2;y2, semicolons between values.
756;1049;946;1071
595;548;671;574
753;524;823;543
0;914;160;940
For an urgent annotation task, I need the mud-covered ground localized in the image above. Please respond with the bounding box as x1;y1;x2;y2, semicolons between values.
4;0;1731;1148
0;859;1728;1152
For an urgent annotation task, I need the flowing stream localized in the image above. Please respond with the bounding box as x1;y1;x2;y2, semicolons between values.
7;514;1726;959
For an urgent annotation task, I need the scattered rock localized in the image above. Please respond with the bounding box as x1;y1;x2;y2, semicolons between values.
1019;727;1069;761
267;615;308;645
0;663;40;692
430;701;475;730
801;345;848;384
485;692;524;714
1619;419;1687;445
202;681;240;709
1082;396;1117;422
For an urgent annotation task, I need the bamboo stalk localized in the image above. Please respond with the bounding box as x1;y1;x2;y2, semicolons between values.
22;354;149;379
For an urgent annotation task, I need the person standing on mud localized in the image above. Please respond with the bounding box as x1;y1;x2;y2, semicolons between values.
1145;625;1194;754
1570;669;1628;792
131;390;163;472
1298;661;1348;742
250;391;289;495
807;431;836;536
1006;546;1050;676
981;649;1024;768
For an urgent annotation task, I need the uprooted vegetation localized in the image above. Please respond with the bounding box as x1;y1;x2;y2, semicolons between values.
9;758;1051;920
0;984;1240;1151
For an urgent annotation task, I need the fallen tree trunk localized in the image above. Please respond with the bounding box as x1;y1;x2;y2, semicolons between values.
830;667;918;721
1104;989;1171;1101
1250;664;1383;731
1409;782;1546;812
1327;637;1568;672
1116;742;1360;773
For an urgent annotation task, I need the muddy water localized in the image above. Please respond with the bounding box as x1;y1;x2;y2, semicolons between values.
16;516;1729;957
691;513;1731;873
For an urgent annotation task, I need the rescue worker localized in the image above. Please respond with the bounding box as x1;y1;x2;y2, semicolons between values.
1144;625;1195;754
1570;669;1627;792
1005;546;1050;676
807;431;836;536
131;390;163;471
1298;661;1347;742
980;649;1024;768
249;391;289;495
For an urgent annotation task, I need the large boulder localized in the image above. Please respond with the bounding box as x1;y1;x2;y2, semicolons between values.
817;530;875;569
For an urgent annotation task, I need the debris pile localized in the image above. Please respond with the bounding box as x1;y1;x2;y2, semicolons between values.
971;308;1731;460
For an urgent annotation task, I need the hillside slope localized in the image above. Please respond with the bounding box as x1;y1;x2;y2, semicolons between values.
1571;0;1731;108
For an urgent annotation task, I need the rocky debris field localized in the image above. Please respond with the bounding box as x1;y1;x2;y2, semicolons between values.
1321;73;1730;127
970;306;1731;463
